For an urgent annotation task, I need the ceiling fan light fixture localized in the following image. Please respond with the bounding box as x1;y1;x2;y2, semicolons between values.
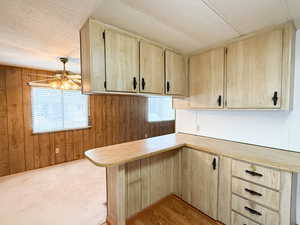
49;80;61;89
71;82;80;90
28;57;82;90
61;78;71;90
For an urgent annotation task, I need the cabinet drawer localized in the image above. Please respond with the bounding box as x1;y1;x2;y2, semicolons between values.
232;177;279;210
232;160;280;190
232;211;259;225
232;194;279;225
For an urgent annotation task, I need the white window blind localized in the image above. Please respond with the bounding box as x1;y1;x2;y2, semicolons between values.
148;96;175;122
32;87;88;133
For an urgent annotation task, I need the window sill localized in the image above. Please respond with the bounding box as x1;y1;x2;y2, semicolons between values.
32;126;92;135
148;120;175;123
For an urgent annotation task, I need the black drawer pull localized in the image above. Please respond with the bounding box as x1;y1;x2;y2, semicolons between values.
244;206;262;216
245;170;263;177
245;188;262;197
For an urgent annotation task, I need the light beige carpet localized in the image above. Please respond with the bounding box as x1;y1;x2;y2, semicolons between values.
0;159;106;225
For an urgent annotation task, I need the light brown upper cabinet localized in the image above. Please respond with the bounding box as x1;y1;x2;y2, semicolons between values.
105;30;139;93
181;148;219;220
80;18;188;96
226;29;283;109
80;19;106;93
139;41;164;94
173;22;295;110
165;50;187;96
190;48;225;108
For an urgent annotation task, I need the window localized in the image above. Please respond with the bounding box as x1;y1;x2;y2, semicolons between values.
32;87;89;133
148;96;175;122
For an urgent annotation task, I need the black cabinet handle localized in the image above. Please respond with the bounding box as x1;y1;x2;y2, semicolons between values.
141;78;146;90
133;77;137;90
166;81;170;92
245;170;263;177
217;95;222;107
245;188;262;197
272;91;278;106
244;206;262;216
212;158;217;170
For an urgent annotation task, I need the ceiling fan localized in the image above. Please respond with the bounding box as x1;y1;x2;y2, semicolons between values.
28;57;81;90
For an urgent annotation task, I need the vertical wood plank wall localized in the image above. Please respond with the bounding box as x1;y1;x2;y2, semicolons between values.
0;65;175;177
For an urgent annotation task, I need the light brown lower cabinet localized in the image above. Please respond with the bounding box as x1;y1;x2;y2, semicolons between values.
106;149;297;225
181;147;219;219
107;150;182;225
227;159;297;225
231;211;260;225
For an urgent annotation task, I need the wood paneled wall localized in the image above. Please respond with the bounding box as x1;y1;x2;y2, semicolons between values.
0;65;175;177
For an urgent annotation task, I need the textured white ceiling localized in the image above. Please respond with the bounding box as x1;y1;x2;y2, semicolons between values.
0;0;299;72
0;0;102;72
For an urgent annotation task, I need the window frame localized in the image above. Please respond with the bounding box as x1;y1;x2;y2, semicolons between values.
31;87;91;134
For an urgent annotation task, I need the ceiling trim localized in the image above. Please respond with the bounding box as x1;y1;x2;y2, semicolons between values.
200;0;241;35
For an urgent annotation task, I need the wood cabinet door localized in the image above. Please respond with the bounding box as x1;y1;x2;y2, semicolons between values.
80;19;106;93
140;41;164;94
181;148;219;219
105;30;139;92
226;29;283;109
165;50;187;96
190;48;225;108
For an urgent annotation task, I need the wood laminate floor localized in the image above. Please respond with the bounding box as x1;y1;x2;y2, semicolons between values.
127;195;222;225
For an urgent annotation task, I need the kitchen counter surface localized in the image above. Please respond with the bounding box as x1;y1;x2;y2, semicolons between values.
85;133;300;172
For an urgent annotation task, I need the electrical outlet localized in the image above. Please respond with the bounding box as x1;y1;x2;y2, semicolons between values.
55;148;60;154
145;133;148;138
196;124;200;132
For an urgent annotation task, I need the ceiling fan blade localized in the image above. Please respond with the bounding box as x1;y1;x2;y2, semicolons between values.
30;78;58;83
28;78;59;86
28;82;51;88
35;73;56;78
70;79;82;85
67;74;81;79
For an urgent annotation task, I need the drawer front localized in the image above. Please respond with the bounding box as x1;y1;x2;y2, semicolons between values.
232;194;279;225
232;177;280;210
232;211;259;225
232;160;280;190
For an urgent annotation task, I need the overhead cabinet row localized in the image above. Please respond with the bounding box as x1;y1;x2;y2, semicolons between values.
80;19;187;96
81;19;295;110
177;22;295;110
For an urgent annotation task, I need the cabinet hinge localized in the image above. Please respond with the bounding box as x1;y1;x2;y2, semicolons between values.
104;81;106;89
102;31;105;40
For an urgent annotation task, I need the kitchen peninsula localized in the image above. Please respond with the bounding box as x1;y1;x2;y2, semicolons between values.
85;133;300;225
